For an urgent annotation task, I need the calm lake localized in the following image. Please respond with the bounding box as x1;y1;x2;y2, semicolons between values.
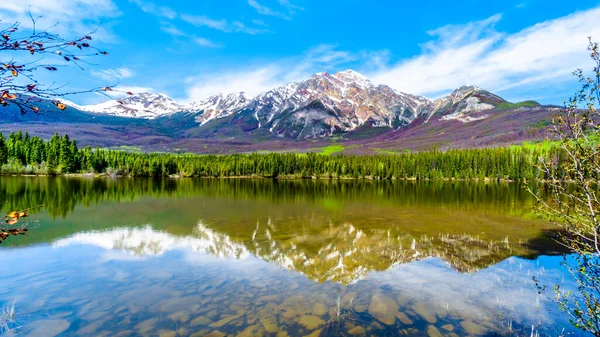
0;177;583;336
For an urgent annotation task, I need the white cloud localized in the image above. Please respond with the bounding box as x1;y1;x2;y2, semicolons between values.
252;19;268;26
91;67;135;81
278;0;303;13
247;0;290;20
185;66;283;102
0;0;120;42
183;44;358;101
180;14;270;35
194;37;221;48
159;21;187;37
371;7;600;100
129;0;176;19
180;14;229;31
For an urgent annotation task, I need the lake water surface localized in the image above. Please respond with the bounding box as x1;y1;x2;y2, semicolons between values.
0;177;583;336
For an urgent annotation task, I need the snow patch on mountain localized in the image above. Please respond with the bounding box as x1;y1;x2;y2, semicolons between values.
186;92;251;125
440;96;494;122
77;92;182;119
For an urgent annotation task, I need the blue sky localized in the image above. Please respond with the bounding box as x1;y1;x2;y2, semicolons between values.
1;0;600;104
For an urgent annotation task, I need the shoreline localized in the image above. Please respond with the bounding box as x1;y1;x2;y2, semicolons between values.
0;172;521;182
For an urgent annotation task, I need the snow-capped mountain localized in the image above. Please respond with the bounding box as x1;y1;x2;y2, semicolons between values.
67;70;532;140
243;70;434;138
185;92;251;125
434;86;506;123
76;92;183;119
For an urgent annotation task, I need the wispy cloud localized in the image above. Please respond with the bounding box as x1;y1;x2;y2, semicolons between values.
91;68;135;81
0;0;120;42
183;44;359;101
194;37;222;48
252;19;268;27
156;19;221;48
128;0;176;19
371;7;600;100
279;0;304;14
180;14;270;35
180;15;229;31
247;0;291;20
159;21;187;37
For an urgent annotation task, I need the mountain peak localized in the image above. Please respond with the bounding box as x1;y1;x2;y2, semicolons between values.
450;85;481;98
335;69;368;79
332;69;372;88
188;91;252;125
76;91;180;119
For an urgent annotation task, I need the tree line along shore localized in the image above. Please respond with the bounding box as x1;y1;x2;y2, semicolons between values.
0;131;570;181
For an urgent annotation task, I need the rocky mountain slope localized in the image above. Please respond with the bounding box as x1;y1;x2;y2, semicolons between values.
68;71;525;138
0;70;555;152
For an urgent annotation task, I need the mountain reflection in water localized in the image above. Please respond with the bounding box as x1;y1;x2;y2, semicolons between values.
0;177;581;336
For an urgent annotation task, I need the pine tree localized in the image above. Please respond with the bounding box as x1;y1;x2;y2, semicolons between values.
0;133;6;164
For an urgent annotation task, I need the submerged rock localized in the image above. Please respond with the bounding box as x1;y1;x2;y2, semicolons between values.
210;314;243;328
354;304;368;312
24;319;70;337
412;303;437;324
76;320;107;335
460;320;487;335
260;317;279;333
427;325;443;337
303;328;322;337
347;325;367;335
169;310;191;323
441;324;455;332
236;324;265;337
205;330;226;337
299;315;325;330
159;331;177;337
368;293;398;325
135;318;158;334
342;291;358;307
312;302;329;316
190;316;212;326
396;312;413;325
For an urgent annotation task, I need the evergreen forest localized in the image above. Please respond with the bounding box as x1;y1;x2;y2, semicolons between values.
0;131;568;181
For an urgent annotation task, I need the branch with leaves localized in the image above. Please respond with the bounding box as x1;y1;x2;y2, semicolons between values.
531;38;600;336
0;16;131;114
